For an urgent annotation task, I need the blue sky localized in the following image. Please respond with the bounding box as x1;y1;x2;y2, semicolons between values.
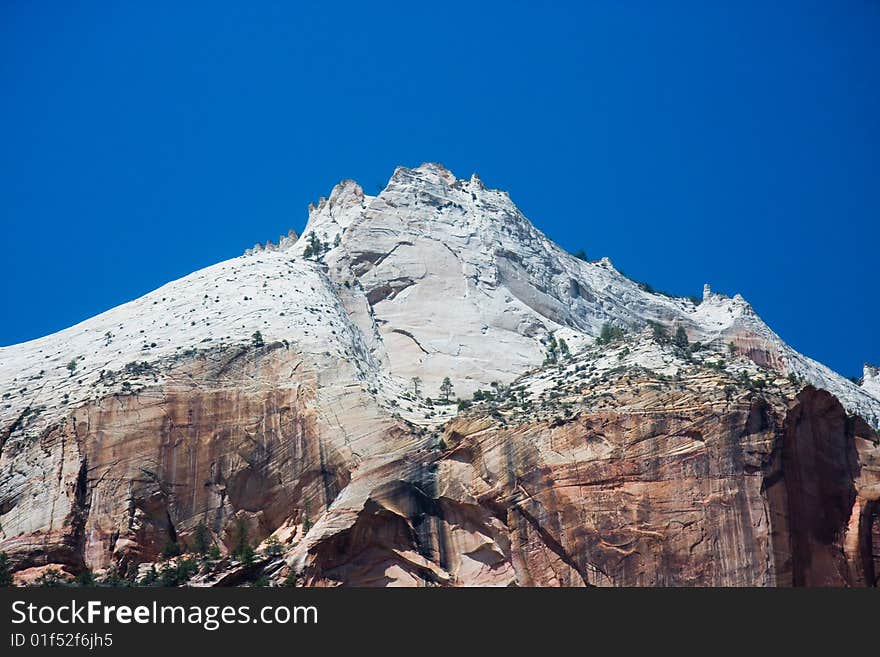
1;1;877;377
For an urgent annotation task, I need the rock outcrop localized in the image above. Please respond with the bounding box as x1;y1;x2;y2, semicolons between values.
863;364;880;401
1;163;878;586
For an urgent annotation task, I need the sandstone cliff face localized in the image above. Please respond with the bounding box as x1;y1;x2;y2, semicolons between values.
287;370;880;587
1;163;878;586
1;342;419;580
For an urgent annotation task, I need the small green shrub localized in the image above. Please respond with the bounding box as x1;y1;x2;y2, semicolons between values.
158;558;198;586
191;521;210;555
74;569;96;586
0;552;13;586
597;323;625;345
647;320;669;343
139;565;158;586
264;536;283;558
161;541;182;559
33;569;70;587
440;377;454;402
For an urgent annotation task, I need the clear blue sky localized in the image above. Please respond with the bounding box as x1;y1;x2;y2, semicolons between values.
1;1;877;377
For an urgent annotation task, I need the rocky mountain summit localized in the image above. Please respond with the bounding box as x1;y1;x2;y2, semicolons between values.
1;163;878;587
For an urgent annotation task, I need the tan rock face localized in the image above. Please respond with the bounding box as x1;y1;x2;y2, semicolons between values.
288;380;880;587
0;342;399;578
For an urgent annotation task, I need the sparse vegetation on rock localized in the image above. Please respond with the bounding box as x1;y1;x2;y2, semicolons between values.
597;323;625;345
440;377;454;402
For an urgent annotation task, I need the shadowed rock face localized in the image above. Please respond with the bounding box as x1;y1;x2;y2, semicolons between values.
764;388;860;586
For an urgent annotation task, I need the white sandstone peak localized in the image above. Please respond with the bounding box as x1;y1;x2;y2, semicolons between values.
2;163;878;432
